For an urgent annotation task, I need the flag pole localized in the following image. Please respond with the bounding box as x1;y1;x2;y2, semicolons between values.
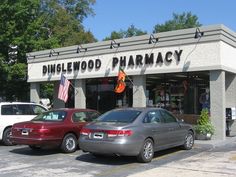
69;82;79;95
126;75;134;86
120;67;134;86
61;74;79;95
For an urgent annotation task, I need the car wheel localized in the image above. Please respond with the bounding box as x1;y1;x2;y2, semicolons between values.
29;145;41;150
182;131;194;150
3;127;14;146
60;133;77;153
137;138;154;163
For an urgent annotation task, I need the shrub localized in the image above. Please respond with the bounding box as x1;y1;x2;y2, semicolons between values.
195;109;215;135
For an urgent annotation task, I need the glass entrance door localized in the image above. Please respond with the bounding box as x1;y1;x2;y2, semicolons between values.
86;77;132;113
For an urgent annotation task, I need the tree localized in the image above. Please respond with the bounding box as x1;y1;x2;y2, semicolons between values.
103;25;147;40
57;0;96;22
48;6;96;46
0;60;8;101
153;12;201;33
195;109;215;140
0;0;96;101
7;63;29;101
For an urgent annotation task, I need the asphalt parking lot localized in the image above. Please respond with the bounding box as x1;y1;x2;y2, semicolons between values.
0;139;236;177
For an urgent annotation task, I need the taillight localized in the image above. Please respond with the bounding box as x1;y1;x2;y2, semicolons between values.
80;128;91;136
107;130;133;137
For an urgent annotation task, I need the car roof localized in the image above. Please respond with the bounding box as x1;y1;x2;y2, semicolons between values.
0;102;41;105
0;102;48;110
111;107;165;112
49;108;98;112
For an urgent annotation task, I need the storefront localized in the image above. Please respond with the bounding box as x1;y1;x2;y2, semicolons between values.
27;24;236;140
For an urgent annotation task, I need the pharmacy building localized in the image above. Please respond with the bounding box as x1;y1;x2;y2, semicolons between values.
27;25;236;140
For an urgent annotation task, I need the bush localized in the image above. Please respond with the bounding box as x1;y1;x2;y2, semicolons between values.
195;109;215;135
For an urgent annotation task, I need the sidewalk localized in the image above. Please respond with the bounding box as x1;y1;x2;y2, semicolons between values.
194;134;236;148
128;136;236;177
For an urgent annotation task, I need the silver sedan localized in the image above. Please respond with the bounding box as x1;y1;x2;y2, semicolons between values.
79;107;194;163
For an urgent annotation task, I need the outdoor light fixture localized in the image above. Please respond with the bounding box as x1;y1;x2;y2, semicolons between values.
194;27;204;39
110;40;120;49
148;34;158;44
27;54;35;60
49;49;59;57
76;45;87;53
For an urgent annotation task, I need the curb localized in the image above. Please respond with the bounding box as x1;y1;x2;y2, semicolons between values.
194;135;236;149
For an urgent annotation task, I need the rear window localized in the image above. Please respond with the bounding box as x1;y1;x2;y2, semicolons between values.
96;110;141;123
32;111;67;122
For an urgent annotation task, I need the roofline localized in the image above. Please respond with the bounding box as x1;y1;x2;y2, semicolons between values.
27;24;236;64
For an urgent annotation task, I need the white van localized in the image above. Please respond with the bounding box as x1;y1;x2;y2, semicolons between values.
0;102;47;145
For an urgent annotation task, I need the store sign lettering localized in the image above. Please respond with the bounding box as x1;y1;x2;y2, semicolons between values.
112;50;183;68
42;59;101;74
42;50;183;74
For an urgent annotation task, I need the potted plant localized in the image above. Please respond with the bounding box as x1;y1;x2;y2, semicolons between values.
195;109;215;140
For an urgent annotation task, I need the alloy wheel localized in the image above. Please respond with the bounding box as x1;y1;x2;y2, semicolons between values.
143;140;153;160
65;137;76;151
185;132;194;149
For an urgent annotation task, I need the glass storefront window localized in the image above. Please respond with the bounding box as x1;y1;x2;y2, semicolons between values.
86;77;132;113
146;72;209;115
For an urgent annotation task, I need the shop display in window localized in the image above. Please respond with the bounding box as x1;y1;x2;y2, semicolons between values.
199;88;210;112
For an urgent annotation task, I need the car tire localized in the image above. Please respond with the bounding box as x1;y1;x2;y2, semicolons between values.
29;145;41;150
182;131;194;150
2;127;14;146
60;133;77;153
137;138;154;163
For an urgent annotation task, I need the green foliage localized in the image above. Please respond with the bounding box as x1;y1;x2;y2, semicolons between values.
0;0;96;101
57;0;96;22
49;7;91;46
103;31;125;41
153;12;201;33
40;83;54;101
195;109;215;135
6;63;29;101
103;25;147;40
0;60;8;99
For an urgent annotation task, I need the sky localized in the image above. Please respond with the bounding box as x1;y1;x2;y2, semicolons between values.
83;0;236;41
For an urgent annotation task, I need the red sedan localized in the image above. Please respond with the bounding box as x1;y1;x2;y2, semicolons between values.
11;108;100;153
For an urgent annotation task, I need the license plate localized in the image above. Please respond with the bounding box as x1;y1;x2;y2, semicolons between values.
21;129;29;136
93;132;104;139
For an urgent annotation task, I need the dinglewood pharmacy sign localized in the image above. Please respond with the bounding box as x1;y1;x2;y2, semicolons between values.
42;50;183;75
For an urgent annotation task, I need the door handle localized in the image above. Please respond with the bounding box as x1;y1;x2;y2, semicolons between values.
168;128;174;131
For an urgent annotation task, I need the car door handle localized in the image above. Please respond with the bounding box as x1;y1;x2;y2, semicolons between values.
168;128;174;131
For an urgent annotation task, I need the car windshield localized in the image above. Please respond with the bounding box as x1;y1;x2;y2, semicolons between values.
32;111;67;122
96;110;141;123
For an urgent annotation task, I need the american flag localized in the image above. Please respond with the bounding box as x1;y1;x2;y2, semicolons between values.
58;74;70;102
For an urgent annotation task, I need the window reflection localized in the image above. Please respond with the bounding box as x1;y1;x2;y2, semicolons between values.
146;72;209;115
